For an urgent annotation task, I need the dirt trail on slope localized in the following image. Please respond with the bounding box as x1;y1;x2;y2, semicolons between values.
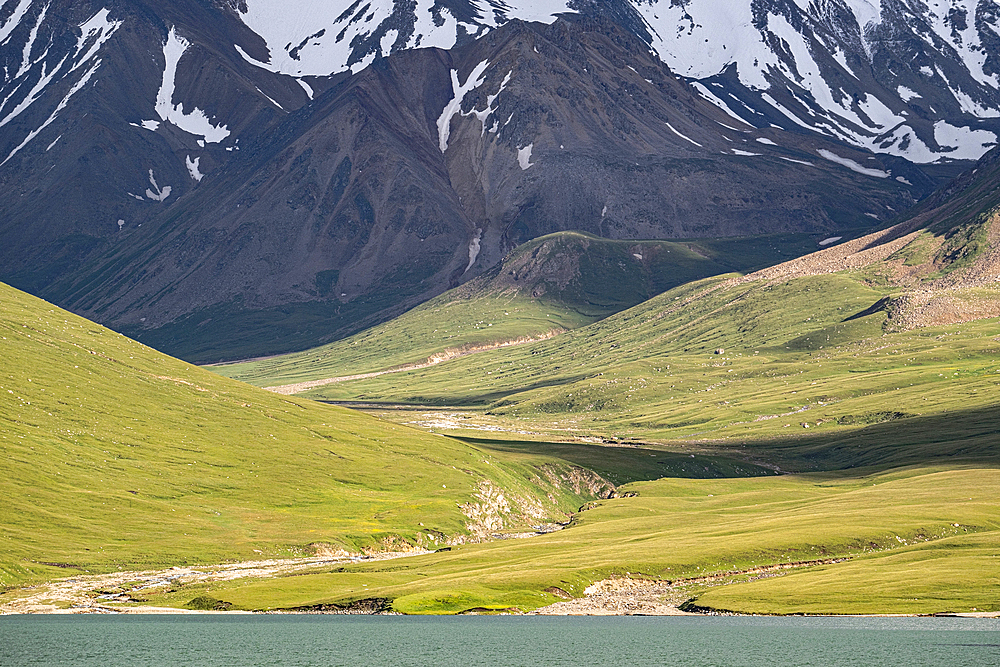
0;551;427;615
264;331;561;395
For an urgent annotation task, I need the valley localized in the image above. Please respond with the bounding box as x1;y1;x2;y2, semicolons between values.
5;160;1000;614
2;0;1000;622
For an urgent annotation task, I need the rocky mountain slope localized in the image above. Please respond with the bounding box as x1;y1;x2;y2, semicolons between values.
0;0;993;360
229;0;1000;164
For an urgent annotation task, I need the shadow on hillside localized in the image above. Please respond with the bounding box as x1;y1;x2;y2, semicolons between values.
719;404;1000;474
457;403;999;485
453;436;778;486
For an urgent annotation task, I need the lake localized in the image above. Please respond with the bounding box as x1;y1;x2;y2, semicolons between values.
1;614;998;666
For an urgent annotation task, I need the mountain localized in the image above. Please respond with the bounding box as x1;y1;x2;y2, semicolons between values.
233;0;1000;163
1;0;994;361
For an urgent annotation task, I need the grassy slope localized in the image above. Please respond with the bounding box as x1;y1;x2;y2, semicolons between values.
276;269;1000;472
0;282;608;590
179;221;1000;613
215;231;826;386
9;211;1000;613
137;465;1000;615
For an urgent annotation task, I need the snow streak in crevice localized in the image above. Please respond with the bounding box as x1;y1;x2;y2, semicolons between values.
1;61;99;166
0;0;34;46
152;27;230;143
0;8;120;166
437;59;489;152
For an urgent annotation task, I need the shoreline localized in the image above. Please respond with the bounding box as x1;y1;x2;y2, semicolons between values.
4;564;998;617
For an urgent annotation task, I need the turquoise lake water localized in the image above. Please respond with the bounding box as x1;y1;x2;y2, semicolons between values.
1;615;998;666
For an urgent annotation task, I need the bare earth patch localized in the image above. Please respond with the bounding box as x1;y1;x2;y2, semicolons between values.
0;551;427;615
532;560;852;616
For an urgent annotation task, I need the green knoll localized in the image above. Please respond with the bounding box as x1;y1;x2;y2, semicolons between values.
0;282;605;590
215;231;822;387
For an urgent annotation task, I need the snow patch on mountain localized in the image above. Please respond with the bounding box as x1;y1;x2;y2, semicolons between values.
636;0;1000;162
637;0;774;88
438;59;489;152
465;228;482;272
0;6;119;165
0;8;118;130
144;169;172;201
153;27;230;144
517;143;534;169
467;69;512;135
817;149;888;178
15;1;48;79
72;8;119;70
0;54;69;129
665;122;702;147
692;82;753;125
0;0;33;45
933;121;998;159
235;0;569;77
841;0;882;32
1;60;100;166
185;155;203;182
923;0;998;89
240;0;569;77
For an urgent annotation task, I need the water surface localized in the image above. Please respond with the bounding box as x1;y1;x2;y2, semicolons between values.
2;614;998;666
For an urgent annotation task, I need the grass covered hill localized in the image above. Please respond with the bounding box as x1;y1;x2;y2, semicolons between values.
135;465;1000;615
0;281;615;590
217;230;827;389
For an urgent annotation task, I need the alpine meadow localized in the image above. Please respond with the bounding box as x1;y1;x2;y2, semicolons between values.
1;0;999;623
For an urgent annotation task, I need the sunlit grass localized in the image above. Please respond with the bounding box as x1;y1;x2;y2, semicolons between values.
137;466;1000;615
0;282;602;589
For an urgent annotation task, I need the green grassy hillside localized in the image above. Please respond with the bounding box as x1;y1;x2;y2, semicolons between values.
165;210;1000;615
8;153;1000;615
136;465;1000;615
273;240;1000;472
169;169;1000;615
0;282;614;590
215;231;824;388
